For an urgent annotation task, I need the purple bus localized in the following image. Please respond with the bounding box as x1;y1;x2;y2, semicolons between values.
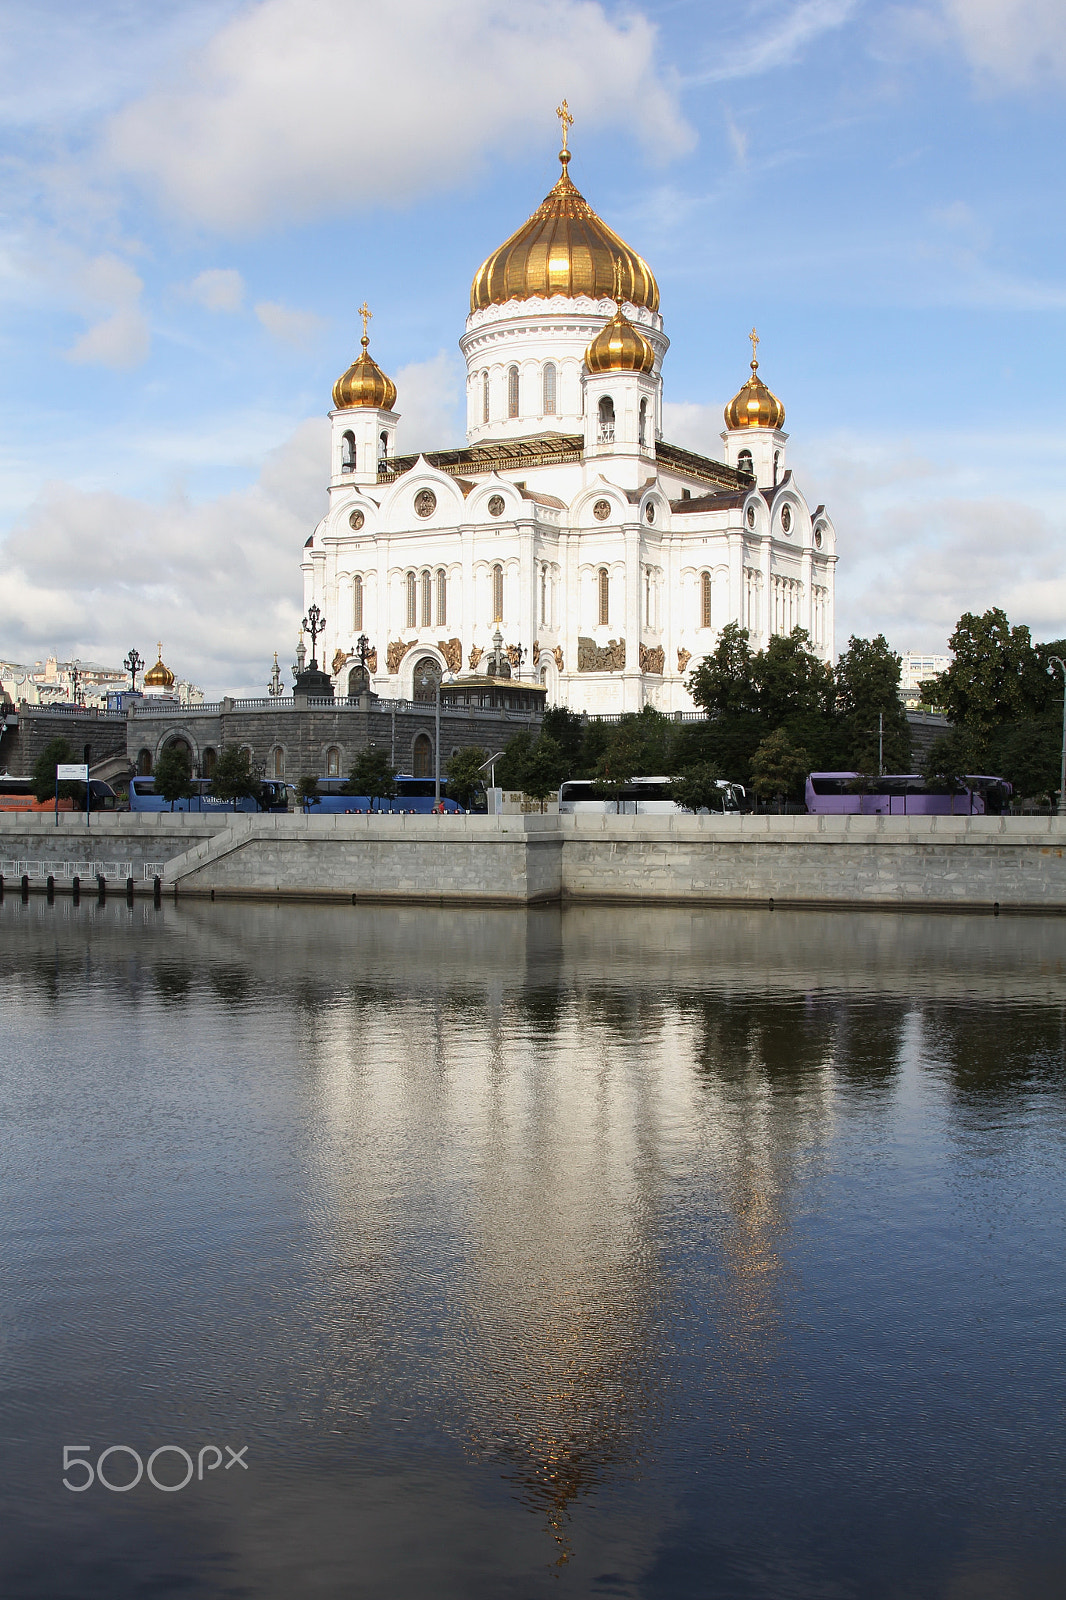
805;773;1012;816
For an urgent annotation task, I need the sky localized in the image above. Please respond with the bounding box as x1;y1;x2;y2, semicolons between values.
1;0;1065;696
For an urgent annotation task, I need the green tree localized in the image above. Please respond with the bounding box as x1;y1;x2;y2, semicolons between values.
987;716;1061;805
835;633;912;773
213;745;258;811
445;746;487;810
930;609;1038;735
754;628;835;727
495;730;534;791
750;728;810;808
671;761;730;812
153;742;195;811
591;721;643;811
295;775;321;810
540;706;585;769
31;736;76;804
346;745;397;810
687;622;758;716
519;734;568;811
922;727;985;811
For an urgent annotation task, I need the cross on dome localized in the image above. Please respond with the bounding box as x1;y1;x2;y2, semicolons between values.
556;98;574;157
359;301;372;346
749;327;760;369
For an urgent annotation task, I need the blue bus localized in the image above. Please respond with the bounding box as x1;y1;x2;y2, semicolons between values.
304;776;465;815
128;777;290;813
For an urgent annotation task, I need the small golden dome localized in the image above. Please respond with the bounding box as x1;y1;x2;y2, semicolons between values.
143;643;175;689
470;152;659;313
724;329;785;431
585;304;655;375
333;305;397;411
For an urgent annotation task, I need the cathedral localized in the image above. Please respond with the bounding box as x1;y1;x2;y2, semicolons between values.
301;109;837;714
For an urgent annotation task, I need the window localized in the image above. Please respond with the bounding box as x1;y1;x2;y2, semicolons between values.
773;450;780;485
326;747;341;778
492;563;504;623
738;448;753;476
272;747;285;779
540;565;547;626
482;370;489;423
137;748;152;776
700;572;712;630
644;568;652;627
543;362;556;416
405;571;416;629
598;567;609;627
507;365;519;418
638;397;648;447
353;574;363;632
436;568;447;627
421;570;432;628
379;431;389;464
597;395;615;443
412;733;433;779
202;747;217;779
341;431;355;471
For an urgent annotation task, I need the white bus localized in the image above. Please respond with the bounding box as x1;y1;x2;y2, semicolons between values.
558;776;745;815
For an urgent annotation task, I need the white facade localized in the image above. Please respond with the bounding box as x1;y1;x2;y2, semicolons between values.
302;180;837;715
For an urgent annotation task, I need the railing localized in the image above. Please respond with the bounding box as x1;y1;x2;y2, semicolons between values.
23;704;128;720
597;424;615;444
129;701;224;717
1;860;133;880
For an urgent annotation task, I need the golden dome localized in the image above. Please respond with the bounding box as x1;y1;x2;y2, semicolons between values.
143;643;175;689
333;305;397;411
470;151;659;314
585;304;655;375
724;329;785;430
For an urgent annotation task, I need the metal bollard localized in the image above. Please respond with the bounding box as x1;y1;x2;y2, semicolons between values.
126;877;134;905
46;875;55;902
72;875;80;903
0;872;5;900
21;873;29;901
96;873;106;902
153;875;162;906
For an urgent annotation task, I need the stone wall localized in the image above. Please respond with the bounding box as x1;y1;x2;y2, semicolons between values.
0;811;229;884
0;707;129;777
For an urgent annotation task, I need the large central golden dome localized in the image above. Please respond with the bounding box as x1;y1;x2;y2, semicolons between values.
470;151;659;314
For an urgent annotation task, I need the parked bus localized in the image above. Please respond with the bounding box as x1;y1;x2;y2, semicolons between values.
127;777;290;813
0;776;119;812
304;776;465;815
558;776;746;815
805;772;1012;816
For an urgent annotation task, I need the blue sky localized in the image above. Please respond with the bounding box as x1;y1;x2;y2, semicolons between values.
1;0;1065;695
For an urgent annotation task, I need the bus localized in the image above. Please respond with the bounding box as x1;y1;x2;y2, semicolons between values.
804;772;1013;816
127;777;290;813
304;776;466;815
558;776;746;815
0;776;120;812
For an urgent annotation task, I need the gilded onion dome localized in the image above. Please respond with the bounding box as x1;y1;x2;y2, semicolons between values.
143;643;175;689
724;330;785;430
332;320;397;412
585;303;656;374
470;150;659;313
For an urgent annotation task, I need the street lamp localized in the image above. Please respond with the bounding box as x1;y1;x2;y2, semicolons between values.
302;604;325;670
69;659;83;706
124;648;144;693
420;665;457;807
268;652;284;698
1048;655;1066;815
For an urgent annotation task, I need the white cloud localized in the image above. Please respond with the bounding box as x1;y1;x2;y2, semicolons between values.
393;350;466;456
937;0;1066;88
66;305;150;369
684;0;858;84
100;0;691;233
662;400;726;455
0;418;328;697
254;300;325;347
185;267;245;312
56;248;150;369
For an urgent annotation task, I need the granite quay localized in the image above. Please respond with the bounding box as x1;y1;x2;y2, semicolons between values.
4;811;1063;913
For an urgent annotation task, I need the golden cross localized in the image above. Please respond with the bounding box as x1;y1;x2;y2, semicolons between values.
749;326;759;368
156;641;163;659
359;301;372;344
556;99;574;152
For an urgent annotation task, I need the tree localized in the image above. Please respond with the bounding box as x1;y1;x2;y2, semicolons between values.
31;736;76;804
445;746;487;810
346;745;397;810
749;728;809;808
754;628;835;728
931;609;1038;735
212;745;258;811
519;734;568;811
540;706;585;768
988;716;1061;805
670;762;729;812
295;775;320;810
687;622;758;716
153;743;195;811
835;634;911;773
495;731;534;792
922;727;985;811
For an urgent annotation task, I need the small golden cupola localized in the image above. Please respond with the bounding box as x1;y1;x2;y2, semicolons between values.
585;281;656;375
332;303;397;411
470;102;659;312
143;643;175;691
724;329;785;431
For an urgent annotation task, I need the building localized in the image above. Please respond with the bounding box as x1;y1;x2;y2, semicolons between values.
302;112;838;715
900;651;949;709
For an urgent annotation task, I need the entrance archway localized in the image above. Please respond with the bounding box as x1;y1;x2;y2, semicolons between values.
412;733;433;778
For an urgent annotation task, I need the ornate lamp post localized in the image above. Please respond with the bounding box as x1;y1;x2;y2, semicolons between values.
69;659;83;707
292;630;306;683
351;634;371;697
268;652;284;698
302;604;325;670
419;664;457;807
1048;655;1066;815
124;648;144;693
511;643;527;681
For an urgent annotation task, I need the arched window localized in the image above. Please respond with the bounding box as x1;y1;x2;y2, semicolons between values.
482;370;490;423
202;747;217;779
436;568;447;627
492;563;504;623
507;365;519;419
137;748;152;776
701;572;712;630
353;573;363;632
326;746;341;778
638;397;648;447
539;565;547;626
420;570;432;627
405;571;416;629
644;567;652;627
272;747;285;779
341;431;355;470
543;362;557;416
412;733;433;779
598;567;610;627
413;656;441;702
773;450;781;485
379;431;389;464
598;395;615;443
738;448;753;476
